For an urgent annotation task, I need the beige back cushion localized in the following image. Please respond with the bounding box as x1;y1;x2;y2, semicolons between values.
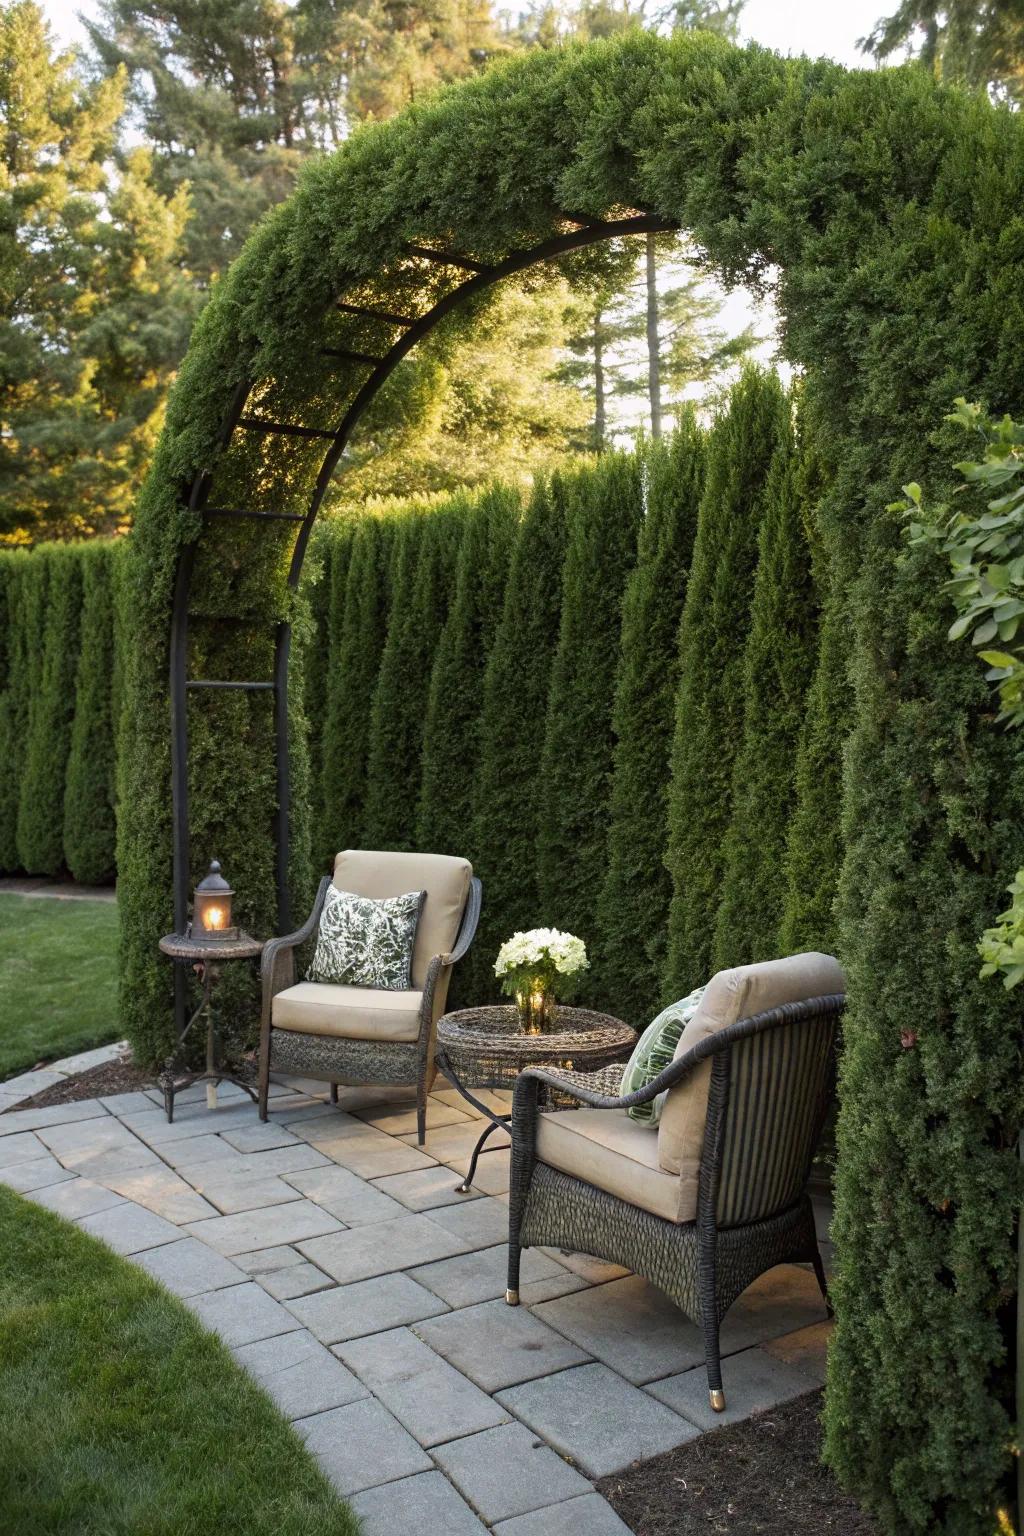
656;953;845;1205
332;850;471;991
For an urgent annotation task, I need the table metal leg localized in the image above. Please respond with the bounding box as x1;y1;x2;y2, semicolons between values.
455;1117;511;1195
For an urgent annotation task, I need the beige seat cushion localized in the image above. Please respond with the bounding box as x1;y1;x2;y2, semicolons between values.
657;953;845;1214
537;1107;691;1224
333;850;471;992
272;982;422;1041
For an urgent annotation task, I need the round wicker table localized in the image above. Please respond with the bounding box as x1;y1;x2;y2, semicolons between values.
435;1005;635;1194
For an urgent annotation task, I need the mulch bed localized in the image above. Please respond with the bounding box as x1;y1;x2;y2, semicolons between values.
3;1057;157;1112
597;1390;878;1536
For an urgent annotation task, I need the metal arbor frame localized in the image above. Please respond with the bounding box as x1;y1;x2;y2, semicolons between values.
168;210;677;1028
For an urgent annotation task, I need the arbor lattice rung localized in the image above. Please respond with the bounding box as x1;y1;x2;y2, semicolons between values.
404;243;489;273
203;507;305;522
336;301;416;327
185;680;276;692
321;347;383;366
237;416;336;441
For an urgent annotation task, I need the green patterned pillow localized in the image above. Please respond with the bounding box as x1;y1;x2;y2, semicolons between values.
307;886;425;990
620;987;706;1126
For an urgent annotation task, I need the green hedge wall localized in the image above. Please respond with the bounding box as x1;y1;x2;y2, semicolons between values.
64;542;124;886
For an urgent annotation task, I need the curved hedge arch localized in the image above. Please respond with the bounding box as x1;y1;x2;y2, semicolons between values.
120;30;1024;1532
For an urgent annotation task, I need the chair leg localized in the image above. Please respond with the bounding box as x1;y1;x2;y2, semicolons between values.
329;1082;338;1105
416;1072;427;1148
704;1310;725;1412
257;1036;270;1123
811;1244;833;1317
506;1215;522;1307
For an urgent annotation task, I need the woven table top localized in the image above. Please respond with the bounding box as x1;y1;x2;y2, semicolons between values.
437;1004;634;1063
158;931;264;962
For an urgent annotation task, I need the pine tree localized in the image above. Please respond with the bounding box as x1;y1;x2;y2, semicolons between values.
712;409;819;969
417;484;519;857
63;541;122;885
599;413;706;1024
536;452;642;986
363;504;462;851
470;475;569;997
320;514;396;859
664;366;789;994
17;545;83;874
862;0;1024;101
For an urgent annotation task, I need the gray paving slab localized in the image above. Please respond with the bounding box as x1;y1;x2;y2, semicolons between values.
761;1320;832;1385
49;1042;123;1071
425;1196;511;1249
492;1492;633;1536
99;1167;217;1224
182;1200;342;1255
187;1172;303;1216
433;1087;513;1115
31;1177;125;1218
446;1146;511;1195
337;1326;509;1447
369;1165;486;1212
133;1237;248;1298
297;1213;469;1285
432;1422;592;1525
77;1201;182;1255
295;1398;431;1495
233;1244;305;1276
233;1329;369;1420
413;1298;590;1392
35;1120;157;1172
0;1155;77;1193
647;1345;818;1429
402;1119;492;1162
0;1100;108;1135
351;1471;488;1536
259;1261;334;1300
159;1135;242;1168
291;1273;448;1343
0;1092;21;1113
0;1132;47;1169
537;1249;630;1284
172;1142;331;1178
721;1265;830;1351
313;1128;437;1179
219;1123;301;1153
120;1103;261;1146
533;1277;705;1385
65;1144;162;1179
282;1164;409;1225
354;1099;473;1136
98;1092;158;1115
498;1362;698;1478
0;1068;64;1100
186;1280;301;1347
410;1244;578;1310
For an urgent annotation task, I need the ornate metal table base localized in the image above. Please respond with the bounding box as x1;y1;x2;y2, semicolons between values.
158;931;264;1123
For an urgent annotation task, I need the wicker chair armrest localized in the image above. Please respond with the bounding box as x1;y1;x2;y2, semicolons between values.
441;878;482;968
260;876;330;990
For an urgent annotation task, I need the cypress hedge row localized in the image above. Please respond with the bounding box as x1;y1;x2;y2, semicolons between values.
64;542;124;886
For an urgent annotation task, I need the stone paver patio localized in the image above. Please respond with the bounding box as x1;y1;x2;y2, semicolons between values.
0;1065;834;1533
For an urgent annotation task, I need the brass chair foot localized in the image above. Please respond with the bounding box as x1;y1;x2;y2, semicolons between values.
455;1181;472;1195
709;1388;726;1413
505;1288;520;1306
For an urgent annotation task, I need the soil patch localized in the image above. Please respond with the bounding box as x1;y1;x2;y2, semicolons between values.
597;1389;877;1536
3;1058;157;1111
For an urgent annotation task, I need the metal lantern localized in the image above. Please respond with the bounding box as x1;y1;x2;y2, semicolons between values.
192;860;239;942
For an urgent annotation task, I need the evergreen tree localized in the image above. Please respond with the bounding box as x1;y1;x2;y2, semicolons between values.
320;514;395;859
0;3;191;543
0;551;30;869
598;413;706;1025
17;545;83;874
470;475;568;997
862;0;1024;100
363;504;462;850
712;409;819;970
417;484;519;857
63;542;122;885
536;452;642;982
304;521;355;847
664;366;789;994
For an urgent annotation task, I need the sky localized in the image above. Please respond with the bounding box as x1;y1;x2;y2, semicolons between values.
40;0;891;431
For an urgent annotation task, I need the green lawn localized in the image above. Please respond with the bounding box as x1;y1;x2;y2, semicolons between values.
0;1187;358;1536
0;895;120;1077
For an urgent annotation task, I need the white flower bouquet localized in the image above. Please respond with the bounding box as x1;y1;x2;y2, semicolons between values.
494;928;588;1032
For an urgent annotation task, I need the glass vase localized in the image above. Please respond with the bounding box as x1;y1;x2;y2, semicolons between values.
516;987;557;1036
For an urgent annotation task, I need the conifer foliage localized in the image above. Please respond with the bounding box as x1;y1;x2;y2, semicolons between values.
17;546;82;875
63;542;123;886
0;551;30;870
665;367;790;994
536;452;642;987
713;413;818;969
599;413;706;1024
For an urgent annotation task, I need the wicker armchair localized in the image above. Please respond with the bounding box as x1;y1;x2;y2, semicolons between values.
258;850;482;1145
506;953;845;1411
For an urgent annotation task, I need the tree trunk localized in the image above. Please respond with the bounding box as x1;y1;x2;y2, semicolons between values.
646;231;662;440
594;309;606;452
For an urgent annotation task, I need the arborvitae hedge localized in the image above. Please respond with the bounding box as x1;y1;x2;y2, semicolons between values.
470;475;568;996
0;551;30;871
713;417;817;969
417;484;518;858
665;368;789;994
363;505;462;851
16;546;82;875
536;452;642;994
598;415;706;1026
304;524;350;842
63;542;123;886
319;514;395;863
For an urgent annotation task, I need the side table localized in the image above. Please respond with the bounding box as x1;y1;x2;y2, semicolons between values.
157;931;264;1122
435;1005;635;1193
